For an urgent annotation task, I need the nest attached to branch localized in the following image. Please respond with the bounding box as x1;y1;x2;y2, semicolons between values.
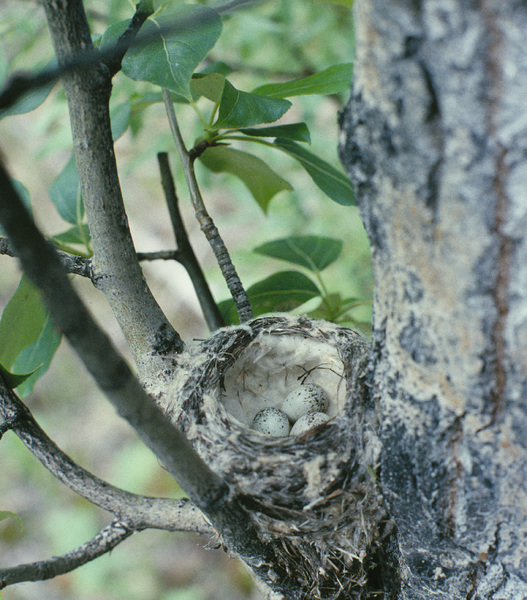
163;315;388;598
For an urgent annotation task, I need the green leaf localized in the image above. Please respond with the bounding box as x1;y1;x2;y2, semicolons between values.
198;60;233;76
52;224;91;248
214;78;291;129
48;156;83;225
96;19;129;54
0;362;39;389
121;4;222;100
0;80;56;120
190;74;292;129
0;180;31;237
0;277;61;395
13;316;62;397
0;276;47;370
199;146;292;212
190;73;225;102
273;138;354;205
219;271;320;324
253;63;353;98
237;122;310;143
110;99;131;141
0;60;57;120
0;511;23;531
254;236;343;272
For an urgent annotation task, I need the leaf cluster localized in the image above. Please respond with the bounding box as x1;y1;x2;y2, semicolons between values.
0;0;369;398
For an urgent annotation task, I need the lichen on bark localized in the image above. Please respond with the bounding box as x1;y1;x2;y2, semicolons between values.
339;1;527;597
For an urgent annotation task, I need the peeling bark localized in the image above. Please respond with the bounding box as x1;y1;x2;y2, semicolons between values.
339;1;527;598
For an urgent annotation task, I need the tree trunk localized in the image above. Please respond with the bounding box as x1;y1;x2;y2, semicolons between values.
339;1;527;597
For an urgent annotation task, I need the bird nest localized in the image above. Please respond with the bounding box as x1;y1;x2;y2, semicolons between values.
163;315;389;598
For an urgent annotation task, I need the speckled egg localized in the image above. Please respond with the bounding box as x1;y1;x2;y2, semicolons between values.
290;412;329;435
281;384;329;423
252;407;290;436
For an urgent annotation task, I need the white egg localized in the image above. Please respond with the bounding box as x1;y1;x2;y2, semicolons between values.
290;412;329;435
281;384;329;423
252;408;290;436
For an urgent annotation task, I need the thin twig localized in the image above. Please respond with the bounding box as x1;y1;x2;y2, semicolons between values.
103;2;152;76
162;89;254;322
0;520;134;589
0;157;284;591
2;236;93;277
1;238;187;277
137;249;180;262
0;378;213;536
157;152;224;331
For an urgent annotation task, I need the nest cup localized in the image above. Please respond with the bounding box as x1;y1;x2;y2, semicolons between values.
164;316;390;595
165;316;372;509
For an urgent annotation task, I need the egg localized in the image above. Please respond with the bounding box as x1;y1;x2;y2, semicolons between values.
290;412;329;435
281;384;329;423
252;407;290;436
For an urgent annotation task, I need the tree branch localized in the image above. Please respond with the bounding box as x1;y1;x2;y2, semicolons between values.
1;237;192;278
157;152;224;331
0;520;134;589
1;236;93;278
162;90;254;323
0;158;291;596
103;1;152;77
42;0;183;383
0;378;213;536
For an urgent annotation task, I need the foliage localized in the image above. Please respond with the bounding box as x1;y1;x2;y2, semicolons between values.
0;0;369;597
0;0;368;397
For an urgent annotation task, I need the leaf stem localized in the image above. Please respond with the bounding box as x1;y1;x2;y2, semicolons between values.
190;97;211;131
215;133;277;148
163;88;254;323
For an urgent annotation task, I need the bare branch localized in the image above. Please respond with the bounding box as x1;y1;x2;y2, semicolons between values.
0;520;134;589
0;159;286;591
42;0;183;383
157;152;225;331
0;377;213;536
137;249;179;262
162;90;254;323
1;236;93;278
1;237;191;277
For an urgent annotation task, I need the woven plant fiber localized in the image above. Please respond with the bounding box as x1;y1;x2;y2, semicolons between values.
162;315;390;599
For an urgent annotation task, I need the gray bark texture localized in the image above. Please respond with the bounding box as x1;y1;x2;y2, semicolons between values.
339;1;527;598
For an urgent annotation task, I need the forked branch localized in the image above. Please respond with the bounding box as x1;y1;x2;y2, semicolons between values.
0;159;290;596
162;90;254;323
157;152;225;331
42;0;183;383
0;377;213;536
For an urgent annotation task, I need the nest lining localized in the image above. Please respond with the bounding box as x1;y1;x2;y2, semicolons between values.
220;332;346;427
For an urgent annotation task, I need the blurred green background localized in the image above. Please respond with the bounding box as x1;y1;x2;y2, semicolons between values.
0;0;371;598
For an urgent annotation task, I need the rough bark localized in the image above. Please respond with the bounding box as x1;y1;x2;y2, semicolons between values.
339;1;527;598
